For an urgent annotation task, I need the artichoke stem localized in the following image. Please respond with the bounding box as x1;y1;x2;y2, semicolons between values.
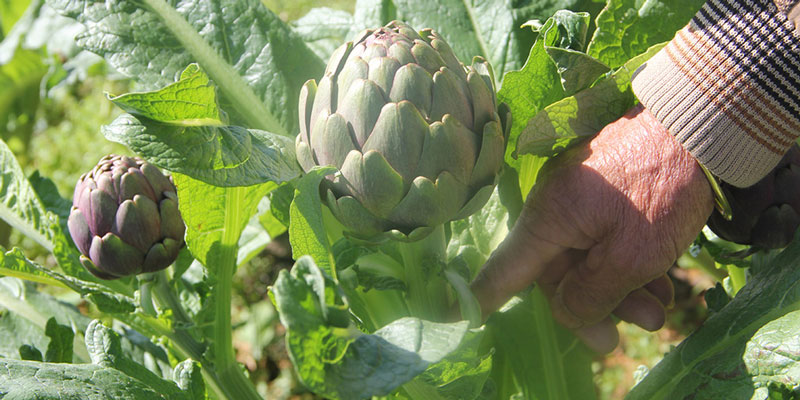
137;278;158;316
725;263;748;295
398;224;449;321
150;270;194;325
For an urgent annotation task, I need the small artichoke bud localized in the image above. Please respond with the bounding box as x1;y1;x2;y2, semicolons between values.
296;21;510;240
707;145;800;249
68;155;186;279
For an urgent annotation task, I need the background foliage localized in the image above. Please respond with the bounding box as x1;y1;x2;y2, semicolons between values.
0;0;797;399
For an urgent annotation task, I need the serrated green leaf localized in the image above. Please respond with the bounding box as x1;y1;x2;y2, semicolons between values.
17;344;43;361
292;7;354;61
109;64;221;126
28;171;71;227
173;173;274;273
488;289;596;400
628;236;800;399
515;42;665;158
704;283;731;314
289;167;336;275
0;139;55;251
43;317;73;363
46;0;323;135
103;113;301;187
415;329;493;400
85;320;189;398
447;188;509;275
0;358;183;399
498;20;567;168
0;247;137;314
587;0;704;68
744;310;800;393
173;359;206;400
272;256;469;400
0;247;68;288
542;10;609;95
391;0;597;82
267;182;294;229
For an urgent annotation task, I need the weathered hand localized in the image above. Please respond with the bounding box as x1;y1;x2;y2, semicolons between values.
471;105;714;352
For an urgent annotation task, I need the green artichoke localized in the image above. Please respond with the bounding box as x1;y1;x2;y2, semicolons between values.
295;21;509;240
67;155;185;279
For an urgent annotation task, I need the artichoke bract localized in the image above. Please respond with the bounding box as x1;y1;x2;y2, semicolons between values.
707;144;800;249
296;21;509;240
67;155;185;279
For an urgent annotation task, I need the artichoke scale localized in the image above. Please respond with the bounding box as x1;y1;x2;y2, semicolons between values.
362;101;428;183
335;150;405;218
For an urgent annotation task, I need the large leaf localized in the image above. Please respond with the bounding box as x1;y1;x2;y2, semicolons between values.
288;167;336;275
515;43;664;158
587;0;704;68
0;250;137;317
272;256;469;400
0;139;54;251
497;11;598;168
0;358;181;399
292;7;355;61
743;310;800;395
0;319;200;400
103;65;302;187
447;188;510;275
390;0;601;81
488;289;596;400
173;173;275;271
628;236;800;399
46;0;324;135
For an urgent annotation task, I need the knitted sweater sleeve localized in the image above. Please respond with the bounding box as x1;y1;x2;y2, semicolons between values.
631;0;800;187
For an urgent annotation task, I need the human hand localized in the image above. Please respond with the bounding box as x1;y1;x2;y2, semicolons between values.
471;105;714;353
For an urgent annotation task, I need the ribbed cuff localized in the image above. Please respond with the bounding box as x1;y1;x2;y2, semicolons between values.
632;0;800;188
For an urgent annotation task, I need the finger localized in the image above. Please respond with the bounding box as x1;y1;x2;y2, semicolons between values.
471;221;566;318
536;249;588;299
573;316;619;354
550;245;643;329
644;273;675;308
613;288;666;331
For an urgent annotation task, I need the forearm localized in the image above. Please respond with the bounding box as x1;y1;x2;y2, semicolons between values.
632;0;800;187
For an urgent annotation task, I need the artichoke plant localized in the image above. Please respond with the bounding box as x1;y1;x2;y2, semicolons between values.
67;155;185;279
707;144;800;249
295;21;509;240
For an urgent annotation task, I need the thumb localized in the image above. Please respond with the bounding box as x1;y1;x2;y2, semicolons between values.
471;220;565;318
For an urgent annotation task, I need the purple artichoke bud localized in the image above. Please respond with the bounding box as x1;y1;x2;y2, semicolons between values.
67;155;186;279
707;144;800;249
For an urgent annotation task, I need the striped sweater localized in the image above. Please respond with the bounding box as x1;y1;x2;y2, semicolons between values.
631;0;800;187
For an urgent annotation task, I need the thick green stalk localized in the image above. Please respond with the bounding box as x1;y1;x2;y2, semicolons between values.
211;186;262;400
133;311;227;399
144;271;227;400
529;287;570;400
397;225;448;321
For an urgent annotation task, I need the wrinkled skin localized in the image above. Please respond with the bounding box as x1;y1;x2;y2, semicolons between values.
471;105;714;352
